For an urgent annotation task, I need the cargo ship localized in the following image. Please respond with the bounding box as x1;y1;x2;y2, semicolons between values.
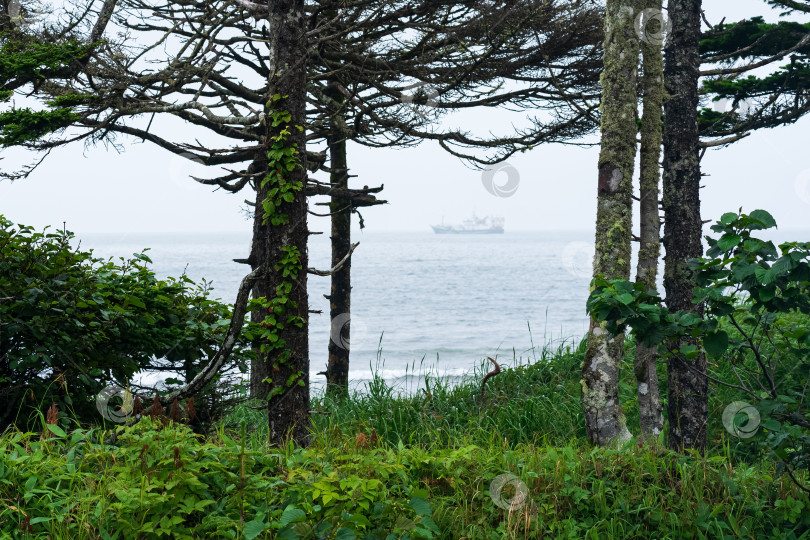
431;214;505;234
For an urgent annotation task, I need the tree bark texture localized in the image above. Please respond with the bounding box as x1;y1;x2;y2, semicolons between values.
662;0;708;454
249;0;310;446
325;82;352;397
635;1;665;441
581;0;640;446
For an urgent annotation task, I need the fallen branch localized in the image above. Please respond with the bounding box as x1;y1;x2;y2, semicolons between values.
159;266;262;405
479;357;502;402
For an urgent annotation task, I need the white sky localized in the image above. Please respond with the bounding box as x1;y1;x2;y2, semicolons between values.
1;0;808;235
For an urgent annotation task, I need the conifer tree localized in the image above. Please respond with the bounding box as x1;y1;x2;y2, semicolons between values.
13;0;604;414
635;0;665;440
581;0;640;445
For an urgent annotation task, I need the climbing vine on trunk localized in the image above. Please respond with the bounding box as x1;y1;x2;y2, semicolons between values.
246;89;311;445
247;99;306;383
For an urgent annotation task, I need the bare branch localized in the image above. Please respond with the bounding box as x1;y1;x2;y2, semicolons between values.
308;242;359;276
160;266;262;405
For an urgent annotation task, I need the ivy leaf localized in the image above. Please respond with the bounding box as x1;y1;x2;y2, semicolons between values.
731;261;756;281
394;515;416;531
335;529;356;540
754;266;774;285
409;497;432;516
678;312;703;327
419;516;440;532
244;519;267;540
616;293;635;305
770;255;793;278
748;209;776;229
717;234;741;252
758;286;776;302
761;418;781;431
277;527;298;540
125;295;146;309
703;330;729;358
720;212;738;225
279;507;305;527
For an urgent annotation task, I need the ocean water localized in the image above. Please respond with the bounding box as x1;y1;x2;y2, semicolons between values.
78;230;596;390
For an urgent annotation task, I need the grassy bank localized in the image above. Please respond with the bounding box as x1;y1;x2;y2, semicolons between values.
2;340;809;539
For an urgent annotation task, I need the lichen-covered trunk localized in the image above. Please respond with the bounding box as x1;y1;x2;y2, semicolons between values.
249;0;310;446
662;0;707;454
581;0;639;446
325;90;352;397
635;1;665;441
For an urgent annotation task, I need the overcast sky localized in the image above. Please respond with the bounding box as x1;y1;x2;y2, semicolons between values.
1;0;808;236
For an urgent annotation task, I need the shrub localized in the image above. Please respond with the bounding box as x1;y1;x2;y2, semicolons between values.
0;215;251;430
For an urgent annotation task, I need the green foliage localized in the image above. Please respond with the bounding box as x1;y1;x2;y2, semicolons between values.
260;96;303;227
46;94;99;108
698;17;810;136
1;415;808;539
245;245;306;395
307;343;586;449
0;331;808;538
0;37;93;83
0;35;96;146
0;106;78;145
587;209;810;348
700;17;810;59
247;95;307;397
588;209;810;488
0;216;250;430
0;419;439;539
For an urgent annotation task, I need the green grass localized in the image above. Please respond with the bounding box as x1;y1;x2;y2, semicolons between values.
2;338;809;539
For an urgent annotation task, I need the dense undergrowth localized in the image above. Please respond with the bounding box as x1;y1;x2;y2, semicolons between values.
2;341;809;539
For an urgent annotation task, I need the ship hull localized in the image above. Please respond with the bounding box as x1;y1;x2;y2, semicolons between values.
431;225;504;234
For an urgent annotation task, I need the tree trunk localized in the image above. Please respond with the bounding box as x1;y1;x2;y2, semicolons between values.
662;0;707;454
581;0;639;446
635;2;665;441
325;82;352;397
249;0;310;446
